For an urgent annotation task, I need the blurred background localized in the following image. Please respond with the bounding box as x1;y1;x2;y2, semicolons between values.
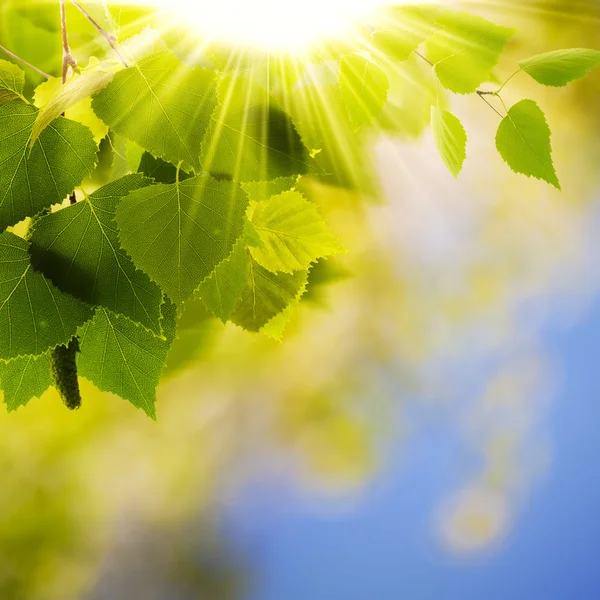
0;0;599;598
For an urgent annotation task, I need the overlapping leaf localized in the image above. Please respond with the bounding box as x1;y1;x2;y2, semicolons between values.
0;353;51;411
92;51;218;172
496;99;560;189
201;75;312;182
231;254;308;331
426;12;516;94
28;174;164;334
0;101;97;230
339;55;389;131
371;6;439;62
78;301;176;418
116;174;249;304
32;70;113;145
249;191;345;273
0;231;93;360
196;240;248;323
0;59;25;105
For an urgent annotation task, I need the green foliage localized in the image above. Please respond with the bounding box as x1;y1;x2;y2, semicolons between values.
196;240;249;323
519;48;600;87
431;107;467;177
0;232;93;360
496;99;560;189
92;52;218;173
202;75;312;181
0;101;97;229
0;2;597;416
0;353;51;411
77;302;176;418
31;69;113;145
231;256;308;331
248;191;345;273
339;54;389;130
0;59;25;104
115;174;249;304
28;174;164;334
425;12;516;94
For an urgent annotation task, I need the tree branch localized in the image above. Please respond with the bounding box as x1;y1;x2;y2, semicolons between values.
60;0;78;84
70;0;128;67
0;43;51;79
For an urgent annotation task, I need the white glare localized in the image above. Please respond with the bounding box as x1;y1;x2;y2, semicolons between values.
136;0;392;51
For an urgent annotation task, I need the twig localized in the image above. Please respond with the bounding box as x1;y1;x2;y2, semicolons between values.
70;0;128;67
60;0;78;84
476;90;504;118
0;43;51;79
414;50;433;67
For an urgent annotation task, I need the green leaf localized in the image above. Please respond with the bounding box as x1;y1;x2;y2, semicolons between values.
92;51;218;173
339;54;389;130
426;12;516;94
0;231;94;360
241;177;298;203
201;75;311;182
0;353;51;411
28;174;164;334
110;135;144;180
196;240;248;323
78;301;177;418
249;191;345;273
137;152;193;185
284;82;378;193
116;174;249;304
496;99;560;189
431;107;467;177
31;70;113;145
231;255;308;332
371;6;437;62
163;296;214;378
519;48;600;87
0;59;25;105
0;101;97;230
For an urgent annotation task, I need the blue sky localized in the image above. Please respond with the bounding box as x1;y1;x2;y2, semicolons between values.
223;285;600;600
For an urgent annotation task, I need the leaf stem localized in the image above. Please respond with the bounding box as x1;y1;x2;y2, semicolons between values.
476;90;505;119
70;0;128;67
496;68;522;95
414;50;434;67
0;43;51;79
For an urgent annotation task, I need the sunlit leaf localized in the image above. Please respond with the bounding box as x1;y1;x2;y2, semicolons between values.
431;107;467;177
92;51;218;173
116;174;249;304
31;70;113;145
201;75;312;182
496;99;560;189
339;54;389;130
520;48;600;87
249;191;345;273
231;255;308;331
426;12;516;94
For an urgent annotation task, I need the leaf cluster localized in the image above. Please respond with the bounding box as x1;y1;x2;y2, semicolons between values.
0;3;598;416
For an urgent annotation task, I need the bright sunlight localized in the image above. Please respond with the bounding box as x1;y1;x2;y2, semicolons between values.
134;0;395;51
